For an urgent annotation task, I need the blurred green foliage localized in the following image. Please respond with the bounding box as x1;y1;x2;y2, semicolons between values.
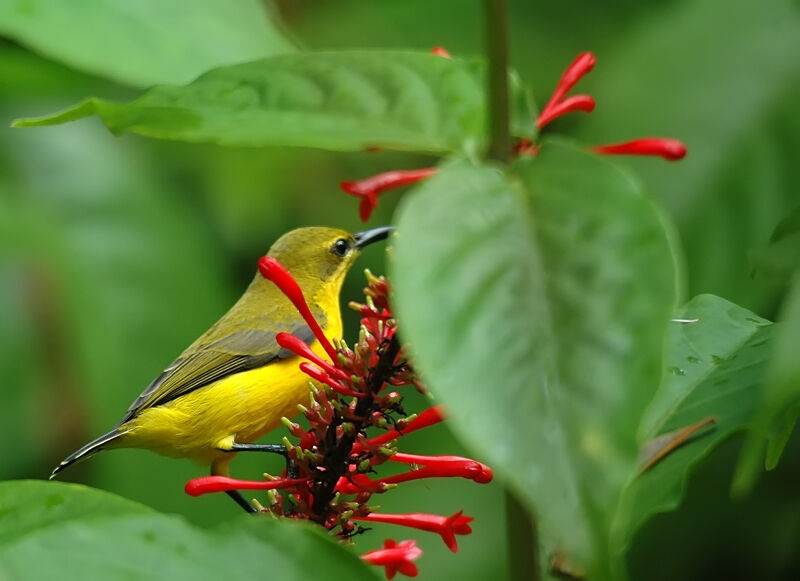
0;0;798;579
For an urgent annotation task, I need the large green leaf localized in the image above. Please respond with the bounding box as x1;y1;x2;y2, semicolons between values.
613;295;774;553
0;481;377;580
0;0;295;87
391;140;676;578
14;51;535;154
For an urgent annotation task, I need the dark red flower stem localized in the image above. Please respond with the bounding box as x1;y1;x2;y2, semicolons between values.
310;334;402;518
258;256;337;360
591;138;687;160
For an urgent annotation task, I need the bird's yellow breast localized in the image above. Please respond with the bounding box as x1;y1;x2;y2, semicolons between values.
120;312;341;466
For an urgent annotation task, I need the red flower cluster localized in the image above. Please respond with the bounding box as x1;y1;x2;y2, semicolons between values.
341;50;687;222
185;259;492;578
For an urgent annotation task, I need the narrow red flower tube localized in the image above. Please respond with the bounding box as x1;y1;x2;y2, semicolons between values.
536;94;595;129
275;332;350;381
389;453;494;483
590;138;687;161
353;406;446;452
299;361;361;397
335;457;492;494
185;475;308;497
341;168;437;222
258;256;338;360
355;511;473;553
542;51;596;112
361;539;422;579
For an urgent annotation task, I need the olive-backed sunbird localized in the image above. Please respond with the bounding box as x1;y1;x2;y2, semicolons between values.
51;226;392;510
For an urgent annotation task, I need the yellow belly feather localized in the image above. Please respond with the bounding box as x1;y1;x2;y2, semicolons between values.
120;318;340;466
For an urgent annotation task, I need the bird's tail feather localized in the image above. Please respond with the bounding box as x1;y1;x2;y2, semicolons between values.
50;429;124;479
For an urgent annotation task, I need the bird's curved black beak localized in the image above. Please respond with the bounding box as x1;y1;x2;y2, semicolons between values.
354;226;394;249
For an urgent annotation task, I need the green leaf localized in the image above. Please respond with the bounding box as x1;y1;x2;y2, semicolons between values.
14;51;536;154
0;481;377;580
613;295;774;553
0;480;153;546
750;204;800;285
0;0;296;87
391;140;676;578
735;274;800;492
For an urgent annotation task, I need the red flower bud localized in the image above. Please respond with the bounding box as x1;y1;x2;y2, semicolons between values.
341;168;436;222
361;539;422;579
275;333;349;382
258;257;337;360
354;406;446;452
335;455;492;494
536;94;595;129
590;138;687;160
430;46;451;58
184;475;308;497
299;361;361;397
537;52;596;129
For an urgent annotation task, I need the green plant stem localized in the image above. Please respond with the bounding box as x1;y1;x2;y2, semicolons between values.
483;0;511;163
483;1;539;577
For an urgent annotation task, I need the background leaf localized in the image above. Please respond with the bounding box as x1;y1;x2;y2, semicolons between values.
0;0;296;87
572;0;800;314
15;51;535;154
391;140;676;578
0;481;377;580
735;274;800;492
613;295;774;553
750;204;800;287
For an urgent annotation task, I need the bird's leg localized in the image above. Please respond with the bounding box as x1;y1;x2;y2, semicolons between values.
224;443;288;455
226;490;257;514
220;442;298;480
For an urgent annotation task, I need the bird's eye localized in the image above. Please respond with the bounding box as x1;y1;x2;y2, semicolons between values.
332;238;350;257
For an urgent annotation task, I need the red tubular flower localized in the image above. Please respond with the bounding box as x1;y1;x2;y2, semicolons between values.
336;455;493;494
355;511;473;553
274;332;350;382
536;94;595;129
590;138;687;161
341;168;437;222
354;406;446;452
258;256;337;360
362;539;422;579
184;475;308;497
299;361;361;397
537;51;596;128
389;453;494;483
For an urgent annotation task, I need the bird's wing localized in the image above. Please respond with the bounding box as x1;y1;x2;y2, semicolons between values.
117;320;316;425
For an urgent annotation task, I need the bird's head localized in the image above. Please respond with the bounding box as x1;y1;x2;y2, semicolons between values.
266;226;393;292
